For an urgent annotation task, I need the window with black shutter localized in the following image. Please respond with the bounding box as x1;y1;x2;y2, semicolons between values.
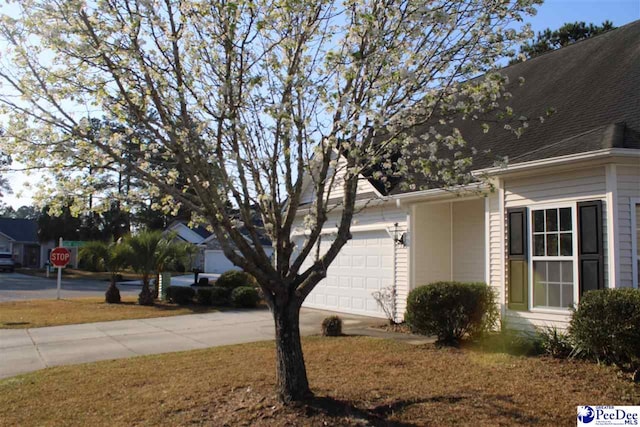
577;201;604;294
507;208;528;311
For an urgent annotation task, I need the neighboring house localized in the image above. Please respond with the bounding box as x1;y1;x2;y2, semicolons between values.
293;21;640;330
164;221;211;271
164;220;273;274
0;218;42;268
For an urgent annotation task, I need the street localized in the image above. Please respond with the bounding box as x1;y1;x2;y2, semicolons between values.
0;272;140;302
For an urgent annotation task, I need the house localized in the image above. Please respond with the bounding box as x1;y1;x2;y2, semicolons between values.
164;220;210;271
0;218;42;268
293;21;640;330
165;220;273;274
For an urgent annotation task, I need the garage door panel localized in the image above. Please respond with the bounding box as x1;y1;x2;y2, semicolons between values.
366;277;380;290
300;230;393;318
366;256;379;267
352;277;364;288
366;300;379;311
352;255;365;267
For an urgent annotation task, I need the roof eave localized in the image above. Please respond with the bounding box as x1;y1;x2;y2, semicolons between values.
390;182;491;205
472;148;640;178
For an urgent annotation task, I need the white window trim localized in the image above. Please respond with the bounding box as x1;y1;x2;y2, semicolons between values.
527;201;579;313
631;197;640;289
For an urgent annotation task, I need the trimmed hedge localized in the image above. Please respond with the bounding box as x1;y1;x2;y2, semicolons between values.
216;270;258;289
167;286;195;305
196;287;213;305
196;286;232;306
405;281;498;344
569;288;640;378
230;286;260;308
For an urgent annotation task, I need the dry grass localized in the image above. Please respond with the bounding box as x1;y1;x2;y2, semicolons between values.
0;297;217;329
1;337;637;426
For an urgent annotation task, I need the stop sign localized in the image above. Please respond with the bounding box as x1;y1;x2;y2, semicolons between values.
50;247;71;268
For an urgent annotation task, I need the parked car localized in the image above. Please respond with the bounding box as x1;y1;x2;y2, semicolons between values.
0;253;15;273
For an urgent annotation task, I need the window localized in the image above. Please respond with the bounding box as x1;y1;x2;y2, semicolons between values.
531;207;575;309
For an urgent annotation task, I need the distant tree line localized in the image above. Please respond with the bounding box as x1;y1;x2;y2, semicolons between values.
511;21;616;64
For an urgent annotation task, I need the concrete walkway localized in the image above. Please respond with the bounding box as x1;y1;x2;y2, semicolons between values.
0;308;430;380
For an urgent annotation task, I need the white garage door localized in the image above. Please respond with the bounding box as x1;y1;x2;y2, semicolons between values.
204;250;240;274
300;230;394;318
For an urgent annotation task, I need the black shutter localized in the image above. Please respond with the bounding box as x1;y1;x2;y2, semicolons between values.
507;207;528;311
577;200;604;294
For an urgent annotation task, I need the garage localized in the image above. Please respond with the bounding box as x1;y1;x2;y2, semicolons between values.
300;230;394;318
203;250;240;274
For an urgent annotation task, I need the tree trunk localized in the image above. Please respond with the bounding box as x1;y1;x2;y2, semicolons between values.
105;275;121;304
273;302;312;403
138;274;155;306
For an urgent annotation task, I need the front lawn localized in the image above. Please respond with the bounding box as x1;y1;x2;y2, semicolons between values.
1;337;637;426
0;297;217;329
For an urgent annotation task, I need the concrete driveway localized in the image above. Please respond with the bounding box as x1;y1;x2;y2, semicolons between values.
0;272;140;302
0;308;391;380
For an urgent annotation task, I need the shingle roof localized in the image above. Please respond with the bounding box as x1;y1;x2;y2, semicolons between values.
190;224;212;239
0;218;39;243
386;20;640;195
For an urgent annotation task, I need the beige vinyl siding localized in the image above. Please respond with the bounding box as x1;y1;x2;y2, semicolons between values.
504;167;606;206
505;310;572;332
487;192;504;311
617;165;640;287
393;222;409;321
502;166;608;331
413;203;452;286
412;198;485;287
452;199;486;283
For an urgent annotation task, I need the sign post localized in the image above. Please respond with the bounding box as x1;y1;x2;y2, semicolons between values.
50;238;71;300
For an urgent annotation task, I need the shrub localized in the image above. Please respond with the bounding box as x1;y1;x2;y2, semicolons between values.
569;288;640;379
321;316;342;336
211;286;232;306
231;286;260;308
197;286;232;306
536;327;573;359
196;287;214;305
105;283;121;304
405;281;498;344
216;270;258;289
167;286;196;305
198;277;211;286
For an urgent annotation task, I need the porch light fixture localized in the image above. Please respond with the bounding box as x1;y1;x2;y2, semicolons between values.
392;223;407;247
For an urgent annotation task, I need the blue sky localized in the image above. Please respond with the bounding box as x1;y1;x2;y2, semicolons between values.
528;0;639;33
3;0;640;208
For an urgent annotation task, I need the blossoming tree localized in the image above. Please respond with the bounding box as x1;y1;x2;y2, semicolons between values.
0;0;539;402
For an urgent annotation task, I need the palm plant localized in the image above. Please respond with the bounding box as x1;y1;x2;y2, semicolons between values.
153;232;197;297
79;240;132;303
125;230;197;305
125;230;162;305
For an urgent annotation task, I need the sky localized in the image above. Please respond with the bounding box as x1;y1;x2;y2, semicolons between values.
2;0;640;209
